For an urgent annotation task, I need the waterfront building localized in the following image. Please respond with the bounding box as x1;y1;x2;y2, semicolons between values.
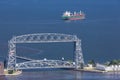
96;63;120;72
0;62;4;75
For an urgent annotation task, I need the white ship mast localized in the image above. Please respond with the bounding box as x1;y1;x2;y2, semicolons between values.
80;10;82;15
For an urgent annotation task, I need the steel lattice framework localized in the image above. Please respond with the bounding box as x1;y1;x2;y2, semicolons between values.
7;33;84;70
15;60;75;69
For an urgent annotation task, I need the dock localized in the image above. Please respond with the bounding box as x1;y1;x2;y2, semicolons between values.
4;69;22;76
75;67;107;73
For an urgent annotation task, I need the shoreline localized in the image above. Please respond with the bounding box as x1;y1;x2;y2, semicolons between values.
75;69;107;73
2;69;22;76
1;68;120;76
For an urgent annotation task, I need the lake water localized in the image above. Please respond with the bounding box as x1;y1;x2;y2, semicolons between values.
0;0;120;80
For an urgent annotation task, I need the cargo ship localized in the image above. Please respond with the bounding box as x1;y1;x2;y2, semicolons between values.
62;11;85;20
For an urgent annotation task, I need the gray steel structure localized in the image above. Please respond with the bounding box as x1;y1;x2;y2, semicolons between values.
7;33;84;70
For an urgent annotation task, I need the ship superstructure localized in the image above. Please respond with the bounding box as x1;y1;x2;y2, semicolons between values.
62;11;85;20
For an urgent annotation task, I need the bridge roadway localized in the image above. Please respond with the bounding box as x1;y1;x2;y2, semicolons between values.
15;59;75;69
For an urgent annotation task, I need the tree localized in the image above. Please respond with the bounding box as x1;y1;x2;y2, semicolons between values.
108;59;120;66
88;60;96;67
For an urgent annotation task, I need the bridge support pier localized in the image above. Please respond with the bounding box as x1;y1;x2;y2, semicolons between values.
7;40;16;71
75;40;84;69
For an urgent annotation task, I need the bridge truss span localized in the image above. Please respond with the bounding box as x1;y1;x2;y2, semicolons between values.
16;60;75;69
12;33;78;43
7;33;84;70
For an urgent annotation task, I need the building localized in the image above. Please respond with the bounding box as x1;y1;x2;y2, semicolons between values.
0;62;4;75
96;63;120;72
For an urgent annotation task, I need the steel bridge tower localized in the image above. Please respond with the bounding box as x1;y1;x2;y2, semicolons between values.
7;33;84;70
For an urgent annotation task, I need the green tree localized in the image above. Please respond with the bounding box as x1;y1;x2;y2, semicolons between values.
88;60;96;67
109;59;119;65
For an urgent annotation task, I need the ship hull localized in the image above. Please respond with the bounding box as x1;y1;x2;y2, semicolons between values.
62;15;85;20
